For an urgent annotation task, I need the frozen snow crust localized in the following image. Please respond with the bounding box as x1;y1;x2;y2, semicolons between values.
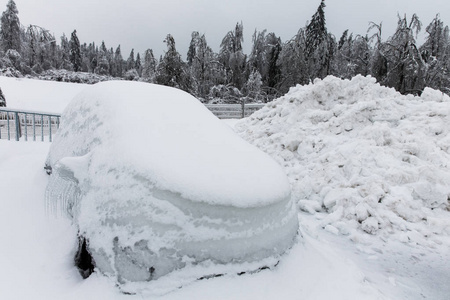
45;81;298;285
236;75;450;249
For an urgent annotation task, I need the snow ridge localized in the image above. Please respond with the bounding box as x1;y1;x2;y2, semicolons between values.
236;75;450;249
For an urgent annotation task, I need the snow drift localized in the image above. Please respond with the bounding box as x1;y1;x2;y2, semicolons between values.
236;75;450;249
45;81;298;286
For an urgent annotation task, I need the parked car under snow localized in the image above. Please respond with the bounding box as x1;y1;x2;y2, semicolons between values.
45;81;298;287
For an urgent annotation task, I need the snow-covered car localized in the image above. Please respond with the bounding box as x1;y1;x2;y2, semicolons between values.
45;81;298;286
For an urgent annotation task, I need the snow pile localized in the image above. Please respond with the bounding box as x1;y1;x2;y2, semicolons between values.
45;81;298;288
236;75;450;248
0;76;87;113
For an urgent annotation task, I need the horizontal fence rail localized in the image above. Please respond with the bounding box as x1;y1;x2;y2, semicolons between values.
0;108;61;142
205;103;264;119
0;103;264;142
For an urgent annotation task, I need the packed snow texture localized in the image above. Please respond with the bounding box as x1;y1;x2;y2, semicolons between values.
236;75;450;249
45;81;298;285
0;76;87;113
2;77;450;299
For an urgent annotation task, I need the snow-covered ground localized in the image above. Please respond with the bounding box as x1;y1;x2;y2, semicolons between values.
0;76;87;113
0;76;449;299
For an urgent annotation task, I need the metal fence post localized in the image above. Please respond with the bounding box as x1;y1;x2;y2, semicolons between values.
48;116;52;142
7;112;10;140
41;115;44;142
14;112;20;141
24;113;28;141
32;114;36;141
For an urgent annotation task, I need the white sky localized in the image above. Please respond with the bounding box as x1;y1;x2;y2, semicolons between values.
2;0;450;59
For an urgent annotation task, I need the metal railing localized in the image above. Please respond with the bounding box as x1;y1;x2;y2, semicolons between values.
0;103;264;142
205;103;264;119
0;108;61;142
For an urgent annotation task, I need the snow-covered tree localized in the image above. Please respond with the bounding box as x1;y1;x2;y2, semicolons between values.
0;87;6;107
69;30;81;72
186;32;219;98
247;30;282;98
305;0;326;58
420;15;450;92
334;34;369;78
1;0;21;53
142;48;157;82
383;14;424;94
248;30;267;78
58;34;71;70
126;49;135;71
95;55;109;75
422;15;448;60
23;25;55;73
304;0;333;79
245;69;263;100
156;34;191;92
332;30;352;78
135;52;142;76
265;32;282;92
112;45;123;77
277;29;308;93
368;22;388;83
219;22;246;89
94;41;109;75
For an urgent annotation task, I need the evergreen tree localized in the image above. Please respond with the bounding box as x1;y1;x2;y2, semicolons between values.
135;52;142;76
142;48;157;82
95;55;109;75
248;30;267;79
186;32;218;98
113;45;123;77
156;34;191;92
305;0;326;57
1;0;21;53
219;22;246;89
69;30;81;72
338;29;349;50
422;15;448;60
384;14;424;94
0;87;6;107
277;29;308;93
187;32;197;66
58;34;71;70
245;70;263;100
24;25;56;72
304;0;333;79
265;32;282;93
126;49;135;71
94;40;109;75
247;30;282;98
421;15;450;92
368;22;388;83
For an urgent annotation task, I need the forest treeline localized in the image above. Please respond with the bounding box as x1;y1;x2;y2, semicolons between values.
1;0;449;103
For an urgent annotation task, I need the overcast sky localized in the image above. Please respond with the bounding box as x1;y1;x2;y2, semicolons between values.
2;0;449;59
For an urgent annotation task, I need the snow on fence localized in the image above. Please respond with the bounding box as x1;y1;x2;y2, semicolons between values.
205;103;264;119
0;104;264;142
0;108;60;142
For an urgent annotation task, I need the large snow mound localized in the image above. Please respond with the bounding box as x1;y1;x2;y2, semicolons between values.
236;75;450;249
0;76;87;113
45;81;298;286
